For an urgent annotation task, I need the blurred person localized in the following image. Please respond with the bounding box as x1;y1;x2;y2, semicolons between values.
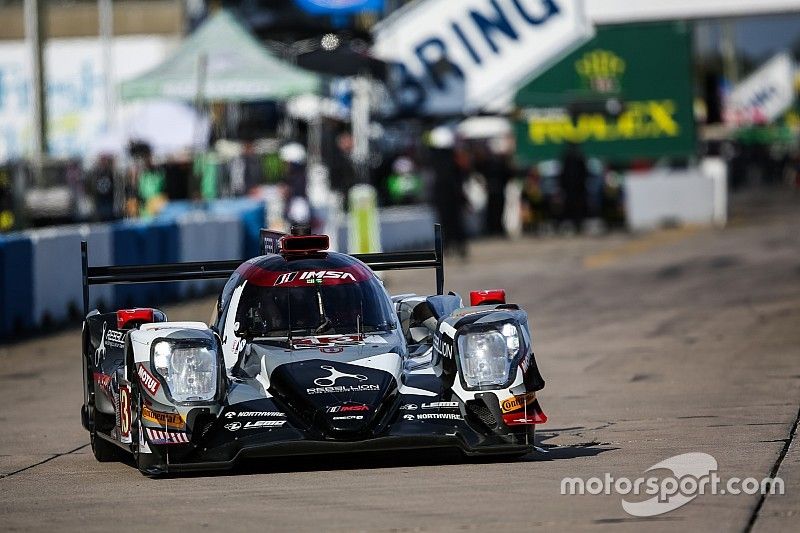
138;152;166;218
558;143;589;233
430;127;469;259
330;131;356;197
475;142;514;236
280;142;311;227
229;141;264;196
520;166;545;233
193;151;219;201
88;154;116;222
386;156;423;205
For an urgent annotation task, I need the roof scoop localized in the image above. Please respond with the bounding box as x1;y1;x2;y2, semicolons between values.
260;228;329;256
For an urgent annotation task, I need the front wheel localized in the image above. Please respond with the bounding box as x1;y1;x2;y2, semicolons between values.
91;431;120;462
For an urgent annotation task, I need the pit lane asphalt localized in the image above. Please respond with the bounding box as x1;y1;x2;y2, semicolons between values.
1;191;799;532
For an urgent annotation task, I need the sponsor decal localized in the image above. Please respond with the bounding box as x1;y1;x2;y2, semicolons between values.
422;402;459;410
333;415;364;421
320;346;344;354
274;272;297;285
224;411;285;419
403;413;463;421
119;384;132;441
137;364;160;395
145;428;189;444
326;404;369;413
95;324;126;365
275;270;357;286
225;420;286;431
399;403;418;411
142;406;185;430
292;335;364;349
94;323;107;365
433;334;453;359
93;372;113;398
415;413;463;420
501;392;537;414
307;385;380;395
105;329;125;349
313;365;368;387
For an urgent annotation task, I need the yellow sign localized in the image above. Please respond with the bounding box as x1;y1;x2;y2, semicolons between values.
527;100;680;145
0;211;14;231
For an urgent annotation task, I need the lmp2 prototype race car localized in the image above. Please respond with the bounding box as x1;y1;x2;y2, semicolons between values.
79;225;546;475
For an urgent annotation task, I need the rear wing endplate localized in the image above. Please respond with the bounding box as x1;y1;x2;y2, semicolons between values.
81;224;444;317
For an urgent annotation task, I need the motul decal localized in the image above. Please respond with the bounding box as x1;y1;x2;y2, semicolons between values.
119;384;132;442
137;364;160;395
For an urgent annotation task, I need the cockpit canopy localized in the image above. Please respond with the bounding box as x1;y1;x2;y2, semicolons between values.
218;253;396;339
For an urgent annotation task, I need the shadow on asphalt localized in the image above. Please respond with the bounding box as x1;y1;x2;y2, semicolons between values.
123;430;616;479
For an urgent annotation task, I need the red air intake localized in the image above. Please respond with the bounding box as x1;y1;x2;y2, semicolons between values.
470;289;506;306
117;308;155;330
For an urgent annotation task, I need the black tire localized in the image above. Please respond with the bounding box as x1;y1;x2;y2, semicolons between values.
91;431;120;462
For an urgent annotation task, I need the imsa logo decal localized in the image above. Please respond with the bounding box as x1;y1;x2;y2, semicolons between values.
274;271;357;286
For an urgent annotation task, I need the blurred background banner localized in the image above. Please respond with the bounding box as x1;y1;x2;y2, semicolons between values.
0;36;170;161
373;0;594;115
724;52;795;126
514;21;697;164
295;0;385;15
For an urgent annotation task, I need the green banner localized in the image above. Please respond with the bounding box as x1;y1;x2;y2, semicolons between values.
514;21;696;164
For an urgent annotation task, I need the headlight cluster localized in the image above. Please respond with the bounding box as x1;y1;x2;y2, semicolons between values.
153;340;218;402
456;323;521;389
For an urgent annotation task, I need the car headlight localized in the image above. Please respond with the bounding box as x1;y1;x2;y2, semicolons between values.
456;323;521;389
152;340;218;403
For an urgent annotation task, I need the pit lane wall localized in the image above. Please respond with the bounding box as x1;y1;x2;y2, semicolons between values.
0;202;436;341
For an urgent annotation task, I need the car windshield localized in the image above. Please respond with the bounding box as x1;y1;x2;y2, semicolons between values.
235;277;395;338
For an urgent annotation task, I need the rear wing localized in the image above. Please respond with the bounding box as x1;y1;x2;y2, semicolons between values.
81;224;444;317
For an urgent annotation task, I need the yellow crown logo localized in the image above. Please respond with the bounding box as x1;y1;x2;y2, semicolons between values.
575;49;626;93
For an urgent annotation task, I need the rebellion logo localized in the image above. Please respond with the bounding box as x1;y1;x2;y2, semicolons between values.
313;365;368;387
433;335;453;359
501;392;537;414
137;364;160;395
